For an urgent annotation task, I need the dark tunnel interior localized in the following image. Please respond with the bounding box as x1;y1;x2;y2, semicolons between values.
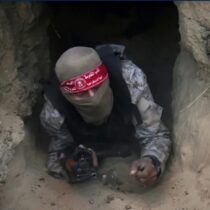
46;2;180;130
28;2;180;154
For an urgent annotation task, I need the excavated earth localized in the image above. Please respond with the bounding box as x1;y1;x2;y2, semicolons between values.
1;2;210;210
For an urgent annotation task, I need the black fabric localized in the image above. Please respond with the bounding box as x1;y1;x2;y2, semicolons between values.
43;46;140;153
96;45;135;126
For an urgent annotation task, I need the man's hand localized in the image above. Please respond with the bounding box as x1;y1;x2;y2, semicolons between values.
130;157;159;187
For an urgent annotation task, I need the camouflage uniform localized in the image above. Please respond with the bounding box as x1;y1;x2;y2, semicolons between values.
40;45;171;177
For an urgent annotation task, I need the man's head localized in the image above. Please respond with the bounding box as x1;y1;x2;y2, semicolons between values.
55;47;101;83
55;46;113;125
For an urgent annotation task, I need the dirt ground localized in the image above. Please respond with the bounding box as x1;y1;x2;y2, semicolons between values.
1;123;210;210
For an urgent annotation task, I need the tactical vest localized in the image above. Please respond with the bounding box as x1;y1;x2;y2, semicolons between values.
43;46;141;152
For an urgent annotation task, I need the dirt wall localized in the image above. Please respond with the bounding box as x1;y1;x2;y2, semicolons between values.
0;3;49;182
173;2;210;172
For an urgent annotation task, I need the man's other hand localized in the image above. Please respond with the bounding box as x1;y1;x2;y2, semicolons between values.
130;157;158;187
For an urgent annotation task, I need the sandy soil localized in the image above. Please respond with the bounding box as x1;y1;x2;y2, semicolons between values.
1;124;210;210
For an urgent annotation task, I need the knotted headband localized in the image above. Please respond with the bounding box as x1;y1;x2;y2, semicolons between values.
60;63;108;93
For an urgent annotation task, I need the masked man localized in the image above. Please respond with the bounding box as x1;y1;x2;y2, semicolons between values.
40;44;171;186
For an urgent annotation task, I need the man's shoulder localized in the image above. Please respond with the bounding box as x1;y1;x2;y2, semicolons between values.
120;59;149;105
121;59;147;90
40;96;65;129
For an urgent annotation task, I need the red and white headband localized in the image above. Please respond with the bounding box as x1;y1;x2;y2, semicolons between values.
60;63;108;94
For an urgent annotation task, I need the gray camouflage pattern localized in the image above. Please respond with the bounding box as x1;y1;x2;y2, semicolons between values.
40;50;171;177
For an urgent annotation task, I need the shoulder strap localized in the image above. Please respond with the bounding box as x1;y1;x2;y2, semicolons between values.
96;45;139;125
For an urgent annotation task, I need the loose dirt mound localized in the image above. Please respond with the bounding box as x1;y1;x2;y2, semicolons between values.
1;124;210;210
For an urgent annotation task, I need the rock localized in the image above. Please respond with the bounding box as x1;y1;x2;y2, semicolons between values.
89;199;94;204
100;169;123;187
39;177;45;182
50;202;56;206
125;204;132;209
105;194;115;203
101;174;108;185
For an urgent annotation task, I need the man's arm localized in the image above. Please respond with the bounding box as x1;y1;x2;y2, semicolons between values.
121;59;171;178
40;96;75;178
135;86;171;174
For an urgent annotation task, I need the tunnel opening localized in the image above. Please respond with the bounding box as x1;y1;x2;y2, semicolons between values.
29;1;180;183
34;0;180;190
47;2;180;129
31;2;180;157
1;2;182;210
26;2;181;158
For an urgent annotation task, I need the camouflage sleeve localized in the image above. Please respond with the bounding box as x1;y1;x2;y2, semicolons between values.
121;59;171;173
40;96;75;177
